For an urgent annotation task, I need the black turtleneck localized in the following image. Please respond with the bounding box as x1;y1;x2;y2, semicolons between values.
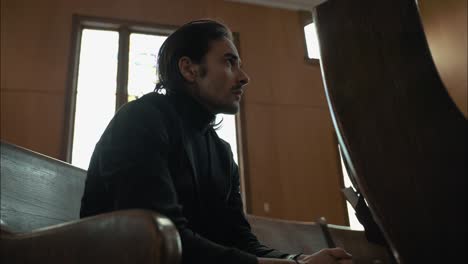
81;91;290;264
168;91;215;134
169;92;217;205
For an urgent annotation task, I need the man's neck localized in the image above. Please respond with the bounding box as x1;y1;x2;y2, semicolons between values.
170;91;215;134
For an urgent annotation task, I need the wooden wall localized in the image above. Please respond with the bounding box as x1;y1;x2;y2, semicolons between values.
0;0;347;224
419;0;468;117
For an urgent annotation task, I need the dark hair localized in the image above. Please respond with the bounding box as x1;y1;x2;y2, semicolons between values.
155;20;233;94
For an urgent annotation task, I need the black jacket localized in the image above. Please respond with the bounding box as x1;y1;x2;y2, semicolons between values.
80;92;288;264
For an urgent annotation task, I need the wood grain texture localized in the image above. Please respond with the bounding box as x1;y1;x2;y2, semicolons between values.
0;91;65;158
1;210;182;264
1;142;86;232
244;103;347;224
314;0;467;262
418;0;468;118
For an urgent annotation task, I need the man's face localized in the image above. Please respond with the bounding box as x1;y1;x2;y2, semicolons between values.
190;37;250;114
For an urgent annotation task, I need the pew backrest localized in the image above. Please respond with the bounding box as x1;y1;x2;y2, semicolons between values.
327;224;391;264
1;141;390;264
314;0;467;262
0;141;86;232
246;215;328;254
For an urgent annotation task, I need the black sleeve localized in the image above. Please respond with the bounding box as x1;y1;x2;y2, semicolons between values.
221;144;290;259
82;100;258;264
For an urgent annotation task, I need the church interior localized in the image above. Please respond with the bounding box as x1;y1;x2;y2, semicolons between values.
1;0;466;263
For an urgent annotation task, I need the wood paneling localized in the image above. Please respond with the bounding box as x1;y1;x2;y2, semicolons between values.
314;0;467;261
0;0;71;94
1;142;86;232
244;103;346;224
418;0;468;117
1;0;346;224
1;91;64;158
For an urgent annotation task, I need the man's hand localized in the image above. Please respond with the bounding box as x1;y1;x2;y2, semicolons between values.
258;248;352;264
297;248;353;264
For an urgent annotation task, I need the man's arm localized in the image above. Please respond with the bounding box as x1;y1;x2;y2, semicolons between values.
220;143;353;264
221;157;290;258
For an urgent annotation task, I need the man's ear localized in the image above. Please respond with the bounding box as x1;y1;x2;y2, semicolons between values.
178;56;198;83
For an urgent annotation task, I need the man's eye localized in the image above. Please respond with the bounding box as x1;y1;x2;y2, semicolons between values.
227;58;238;67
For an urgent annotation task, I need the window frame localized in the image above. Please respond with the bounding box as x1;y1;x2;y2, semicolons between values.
231;32;252;212
62;17;249;210
62;15;176;163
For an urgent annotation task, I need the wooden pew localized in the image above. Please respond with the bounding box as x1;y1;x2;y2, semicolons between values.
0;141;181;264
326;224;392;264
1;140;392;263
313;0;467;262
247;215;393;264
247;215;328;254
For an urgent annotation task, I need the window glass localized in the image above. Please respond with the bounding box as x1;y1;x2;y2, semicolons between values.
71;29;119;169
215;114;239;165
339;145;364;230
128;33;167;101
71;29;241;171
304;22;320;59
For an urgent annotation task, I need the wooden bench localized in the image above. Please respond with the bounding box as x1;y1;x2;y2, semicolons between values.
248;215;391;264
314;0;467;262
0;141;181;264
0;141;389;263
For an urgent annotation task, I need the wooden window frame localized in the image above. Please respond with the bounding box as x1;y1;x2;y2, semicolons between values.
231;32;252;213
61;16;249;210
61;15;177;163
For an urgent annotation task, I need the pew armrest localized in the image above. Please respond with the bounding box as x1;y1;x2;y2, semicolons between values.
0;209;182;264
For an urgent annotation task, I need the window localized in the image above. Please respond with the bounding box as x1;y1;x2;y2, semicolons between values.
65;16;242;172
300;10;320;64
215;114;239;165
304;22;320;60
71;29;119;169
338;146;364;230
127;33;167;101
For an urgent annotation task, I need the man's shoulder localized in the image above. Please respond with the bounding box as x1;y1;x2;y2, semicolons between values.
97;92;183;149
103;92;181;139
133;92;174;111
208;128;233;153
117;92;177;120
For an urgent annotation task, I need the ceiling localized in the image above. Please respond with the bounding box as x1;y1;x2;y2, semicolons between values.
226;0;327;11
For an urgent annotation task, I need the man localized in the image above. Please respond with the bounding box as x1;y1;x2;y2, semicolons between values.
80;20;352;264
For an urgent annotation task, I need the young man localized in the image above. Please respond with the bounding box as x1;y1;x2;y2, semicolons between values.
80;20;352;264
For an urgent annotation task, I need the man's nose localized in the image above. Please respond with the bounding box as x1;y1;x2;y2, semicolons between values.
239;69;250;86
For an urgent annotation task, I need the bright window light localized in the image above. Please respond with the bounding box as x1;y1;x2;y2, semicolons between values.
71;30;241;170
304;22;320;60
215;114;239;165
128;33;167;101
338;145;364;230
71;29;119;169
